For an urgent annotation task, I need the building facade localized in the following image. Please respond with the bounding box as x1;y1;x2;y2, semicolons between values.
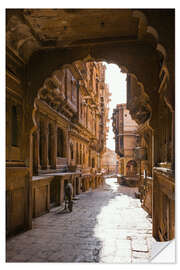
127;74;175;240
101;148;119;174
6;56;110;236
112;104;139;177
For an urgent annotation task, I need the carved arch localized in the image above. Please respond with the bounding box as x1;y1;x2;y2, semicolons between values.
132;10;173;112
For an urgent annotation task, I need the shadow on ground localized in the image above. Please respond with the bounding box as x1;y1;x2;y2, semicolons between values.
6;178;152;263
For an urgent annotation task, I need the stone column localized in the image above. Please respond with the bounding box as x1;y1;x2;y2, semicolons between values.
78;143;80;165
60;178;65;204
37;130;41;170
65;128;69;162
6;99;11;158
77;177;81;194
73;177;76;197
50;122;57;169
41;118;49;170
33;130;40;175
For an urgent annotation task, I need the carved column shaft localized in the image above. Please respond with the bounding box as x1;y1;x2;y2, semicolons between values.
49;123;57;169
65;129;69;162
52;124;57;169
33;130;40;175
37;130;41;169
41;119;49;170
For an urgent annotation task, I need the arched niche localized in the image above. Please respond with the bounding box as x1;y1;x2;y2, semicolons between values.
126;160;137;177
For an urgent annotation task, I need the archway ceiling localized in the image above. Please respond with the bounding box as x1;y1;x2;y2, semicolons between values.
7;8;174;74
6;9;175;126
7;9;163;91
23;9;140;48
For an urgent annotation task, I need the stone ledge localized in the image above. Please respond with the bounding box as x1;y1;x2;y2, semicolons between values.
153;167;174;179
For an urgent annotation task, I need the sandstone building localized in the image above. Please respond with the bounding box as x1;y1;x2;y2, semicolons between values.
101;148;119;174
112;104;138;177
127;73;174;241
6;9;175;242
6;53;110;235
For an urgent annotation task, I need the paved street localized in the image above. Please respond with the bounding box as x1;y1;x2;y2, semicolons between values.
6;178;153;263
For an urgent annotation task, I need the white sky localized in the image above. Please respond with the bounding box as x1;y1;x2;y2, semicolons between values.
103;63;127;151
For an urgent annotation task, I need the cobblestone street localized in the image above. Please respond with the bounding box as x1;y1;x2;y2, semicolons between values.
6;178;153;263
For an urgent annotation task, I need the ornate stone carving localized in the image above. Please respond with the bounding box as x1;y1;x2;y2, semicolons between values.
127;78;152;125
6;15;39;61
38;69;66;111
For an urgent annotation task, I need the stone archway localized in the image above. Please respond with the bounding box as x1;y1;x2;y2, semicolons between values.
6;9;175;239
26;47;173;236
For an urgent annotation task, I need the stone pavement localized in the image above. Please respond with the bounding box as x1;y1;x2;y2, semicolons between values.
6;178;153;263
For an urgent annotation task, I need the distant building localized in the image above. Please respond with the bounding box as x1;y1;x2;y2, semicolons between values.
101;148;119;174
112;104;138;176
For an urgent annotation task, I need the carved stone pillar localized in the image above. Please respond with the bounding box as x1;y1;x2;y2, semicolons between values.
51;123;57;169
33;129;40;175
49;122;57;169
65;129;69;163
41;119;49;170
6;98;12;159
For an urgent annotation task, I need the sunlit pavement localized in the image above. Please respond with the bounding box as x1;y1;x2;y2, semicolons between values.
6;178;153;263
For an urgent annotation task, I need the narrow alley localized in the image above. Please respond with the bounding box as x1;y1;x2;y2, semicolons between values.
6;10;175;259
6;178;153;263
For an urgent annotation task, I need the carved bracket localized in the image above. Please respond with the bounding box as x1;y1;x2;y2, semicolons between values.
7;15;39;62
